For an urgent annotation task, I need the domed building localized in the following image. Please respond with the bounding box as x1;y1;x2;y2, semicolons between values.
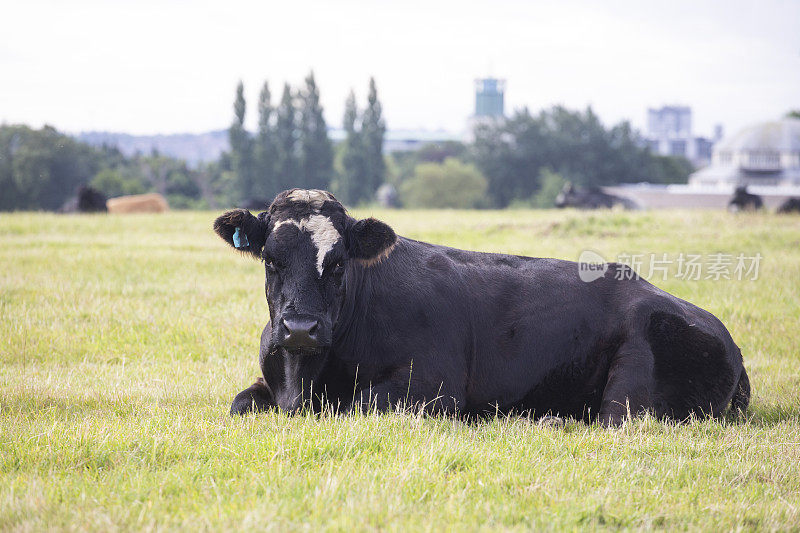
690;118;800;187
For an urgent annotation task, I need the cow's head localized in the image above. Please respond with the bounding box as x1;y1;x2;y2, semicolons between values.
214;189;396;356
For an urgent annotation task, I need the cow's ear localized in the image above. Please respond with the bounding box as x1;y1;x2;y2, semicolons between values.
213;209;269;258
347;217;397;266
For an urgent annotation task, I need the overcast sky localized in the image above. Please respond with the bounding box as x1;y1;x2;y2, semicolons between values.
2;0;798;138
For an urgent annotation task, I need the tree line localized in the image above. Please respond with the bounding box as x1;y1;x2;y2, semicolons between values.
0;124;236;211
228;73;386;207
468;106;693;207
1;79;701;211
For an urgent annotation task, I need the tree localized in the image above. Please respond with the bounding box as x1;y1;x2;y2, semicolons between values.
471;108;547;206
299;72;334;191
400;158;487;208
196;154;237;209
254;81;279;200
0;124;100;210
647;154;694;184
274;83;300;191
228;81;255;202
389;141;469;190
90;168;145;198
338;90;367;205
0;124;218;211
415;141;467;164
785;110;800;120
361;78;386;200
531;168;567;208
472;106;693;207
139;149;173;196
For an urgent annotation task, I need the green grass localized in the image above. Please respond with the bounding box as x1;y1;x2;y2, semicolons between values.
2;208;799;531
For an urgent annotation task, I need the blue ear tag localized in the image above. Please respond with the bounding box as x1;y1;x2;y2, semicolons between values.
233;227;249;249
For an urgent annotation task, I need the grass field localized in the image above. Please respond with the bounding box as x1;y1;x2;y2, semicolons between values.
2;208;800;531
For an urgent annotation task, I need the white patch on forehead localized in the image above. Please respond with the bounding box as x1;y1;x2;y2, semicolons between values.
287;189;333;209
272;214;341;276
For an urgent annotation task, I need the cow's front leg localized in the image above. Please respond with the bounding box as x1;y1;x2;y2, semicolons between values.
355;375;463;415
230;377;275;415
354;381;406;413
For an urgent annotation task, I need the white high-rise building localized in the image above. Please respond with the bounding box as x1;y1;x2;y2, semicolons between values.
645;106;716;166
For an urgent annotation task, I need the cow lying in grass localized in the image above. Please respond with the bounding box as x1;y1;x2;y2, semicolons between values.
58;185;108;213
107;193;169;214
777;197;800;214
215;189;749;425
555;183;639;210
728;186;763;212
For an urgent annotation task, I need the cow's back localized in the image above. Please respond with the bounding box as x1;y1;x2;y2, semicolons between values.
334;236;743;419
339;238;623;413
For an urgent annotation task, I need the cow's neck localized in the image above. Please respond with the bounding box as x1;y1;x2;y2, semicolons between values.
272;347;331;412
330;261;370;350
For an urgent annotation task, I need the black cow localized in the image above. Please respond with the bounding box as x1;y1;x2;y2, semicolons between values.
728;186;763;212
58;185;108;213
215;189;749;425
240;199;271;211
555;183;638;210
777;197;800;214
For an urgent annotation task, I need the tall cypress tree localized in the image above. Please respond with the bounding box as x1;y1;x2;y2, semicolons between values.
254;81;278;200
340;90;367;205
299;71;333;191
275;83;299;191
228;81;254;202
361;77;386;200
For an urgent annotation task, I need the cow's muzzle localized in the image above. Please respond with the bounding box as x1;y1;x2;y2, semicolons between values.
277;315;324;352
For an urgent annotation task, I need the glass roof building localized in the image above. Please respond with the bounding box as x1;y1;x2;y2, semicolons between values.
689;118;800;187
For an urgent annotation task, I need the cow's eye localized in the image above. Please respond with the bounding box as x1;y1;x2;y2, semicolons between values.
330;260;345;275
265;258;277;271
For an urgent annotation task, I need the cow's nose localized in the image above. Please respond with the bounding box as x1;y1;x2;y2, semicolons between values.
278;317;321;349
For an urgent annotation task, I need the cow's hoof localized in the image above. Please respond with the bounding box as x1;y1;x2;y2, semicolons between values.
537;415;565;429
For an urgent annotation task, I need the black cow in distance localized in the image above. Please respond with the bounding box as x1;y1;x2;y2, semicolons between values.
728;186;763;212
555;183;639;210
58;185;108;213
777;197;800;214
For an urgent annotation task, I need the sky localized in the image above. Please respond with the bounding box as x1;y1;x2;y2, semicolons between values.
1;0;799;138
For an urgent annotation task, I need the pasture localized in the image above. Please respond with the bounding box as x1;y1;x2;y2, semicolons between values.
2;208;799;530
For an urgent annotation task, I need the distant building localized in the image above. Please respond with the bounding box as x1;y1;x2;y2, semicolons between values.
689;118;800;187
466;77;506;141
474;78;505;118
648;105;692;142
381;129;464;152
328;128;463;153
645;105;719;166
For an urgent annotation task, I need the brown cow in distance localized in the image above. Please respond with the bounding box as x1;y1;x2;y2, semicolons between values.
107;193;169;214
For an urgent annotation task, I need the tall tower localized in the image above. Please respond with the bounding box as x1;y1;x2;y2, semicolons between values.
474;78;505;118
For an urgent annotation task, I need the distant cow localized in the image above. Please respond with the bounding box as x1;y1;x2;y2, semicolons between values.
240;199;271;211
58;185;108;213
215;188;749;426
555;183;638;209
727;186;763;212
107;193;169;214
376;184;399;208
777;197;800;214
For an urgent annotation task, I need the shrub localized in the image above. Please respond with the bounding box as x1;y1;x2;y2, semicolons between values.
400;158;488;208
